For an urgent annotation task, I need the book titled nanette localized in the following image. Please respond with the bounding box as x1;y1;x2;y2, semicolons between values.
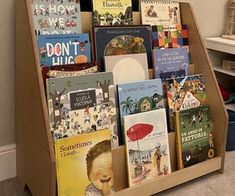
46;72;119;147
31;0;82;35
175;105;215;169
92;0;133;26
38;33;91;66
140;0;181;27
123;109;171;187
92;25;152;71
55;129;113;196
117;79;164;143
153;47;189;81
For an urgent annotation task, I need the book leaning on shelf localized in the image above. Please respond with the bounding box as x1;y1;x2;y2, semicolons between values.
174;105;215;169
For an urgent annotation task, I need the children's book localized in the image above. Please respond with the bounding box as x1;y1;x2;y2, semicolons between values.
31;0;82;35
46;72;119;147
152;47;189;81
55;129;113;196
117;78;164;143
175;105;215;169
123;109;171;187
92;0;133;26
37;33;91;66
140;0;181;27
92;25;152;71
104;53;149;85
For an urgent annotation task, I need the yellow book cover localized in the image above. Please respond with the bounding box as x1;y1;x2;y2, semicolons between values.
55;129;113;196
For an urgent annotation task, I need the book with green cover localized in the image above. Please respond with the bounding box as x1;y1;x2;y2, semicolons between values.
175;105;215;169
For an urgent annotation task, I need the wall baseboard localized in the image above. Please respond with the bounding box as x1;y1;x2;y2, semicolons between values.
0;144;16;181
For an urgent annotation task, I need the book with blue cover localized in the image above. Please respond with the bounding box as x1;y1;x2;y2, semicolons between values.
117;79;164;143
37;33;91;66
31;0;82;35
152;48;189;81
92;25;152;71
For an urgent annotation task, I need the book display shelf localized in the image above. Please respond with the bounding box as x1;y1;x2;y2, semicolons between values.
16;0;228;195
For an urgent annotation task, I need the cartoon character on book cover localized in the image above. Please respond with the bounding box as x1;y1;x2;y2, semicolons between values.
55;129;113;196
124;109;171;187
47;72;119;147
31;0;82;35
176;105;215;169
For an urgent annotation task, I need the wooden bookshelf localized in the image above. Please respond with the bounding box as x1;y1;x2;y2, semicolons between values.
16;0;228;195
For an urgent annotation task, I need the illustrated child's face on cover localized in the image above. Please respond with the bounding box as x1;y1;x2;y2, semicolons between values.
89;152;113;191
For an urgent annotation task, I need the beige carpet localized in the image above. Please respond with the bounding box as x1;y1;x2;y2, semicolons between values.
0;152;235;195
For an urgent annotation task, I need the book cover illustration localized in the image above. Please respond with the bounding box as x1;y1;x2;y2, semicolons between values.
92;0;133;26
92;25;152;70
46;72;119;147
55;129;113;196
118;79;164;143
153;47;189;81
175;105;215;169
38;33;91;66
140;0;181;27
124;109;171;187
152;24;189;49
31;0;82;35
104;53;149;85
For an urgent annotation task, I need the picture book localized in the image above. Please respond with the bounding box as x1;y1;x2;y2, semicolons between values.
92;0;133;26
123;109;171;187
175;105;215;169
46;72;119;147
55;129;113;196
153;47;189;81
117;78;164;143
31;0;82;35
104;53;149;85
92;25;152;71
37;33;91;66
140;0;181;27
152;24;189;49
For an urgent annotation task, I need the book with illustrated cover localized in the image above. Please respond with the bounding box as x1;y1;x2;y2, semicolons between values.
152;24;189;49
92;0;133;26
153;47;189;81
175;105;215;169
46;72;119;147
92;25;152;71
55;129;113;196
140;0;181;27
104;53;149;85
31;0;82;35
117;78;164;143
123;109;171;187
166;74;206;131
37;33;91;66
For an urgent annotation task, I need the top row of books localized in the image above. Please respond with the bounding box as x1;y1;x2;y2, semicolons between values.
31;0;181;35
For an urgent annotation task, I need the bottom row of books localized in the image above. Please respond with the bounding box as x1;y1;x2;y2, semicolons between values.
54;104;215;195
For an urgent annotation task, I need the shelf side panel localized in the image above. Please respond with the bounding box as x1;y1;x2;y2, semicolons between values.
16;0;56;195
180;2;228;172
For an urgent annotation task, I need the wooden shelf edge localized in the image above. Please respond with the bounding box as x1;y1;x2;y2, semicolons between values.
213;65;235;76
113;157;222;196
226;104;235;112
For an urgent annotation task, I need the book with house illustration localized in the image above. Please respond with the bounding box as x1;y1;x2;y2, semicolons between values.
37;33;91;66
123;109;171;187
31;0;82;35
92;0;133;26
140;0;181;27
92;25;152;71
55;129;113;196
117;78;164;143
152;47;189;81
46;72;119;147
175;105;215;169
104;53;149;85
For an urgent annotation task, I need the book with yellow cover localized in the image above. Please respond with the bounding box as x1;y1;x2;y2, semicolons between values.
55;129;113;196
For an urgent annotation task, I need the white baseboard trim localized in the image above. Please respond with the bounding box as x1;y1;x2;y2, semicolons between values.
0;144;16;181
